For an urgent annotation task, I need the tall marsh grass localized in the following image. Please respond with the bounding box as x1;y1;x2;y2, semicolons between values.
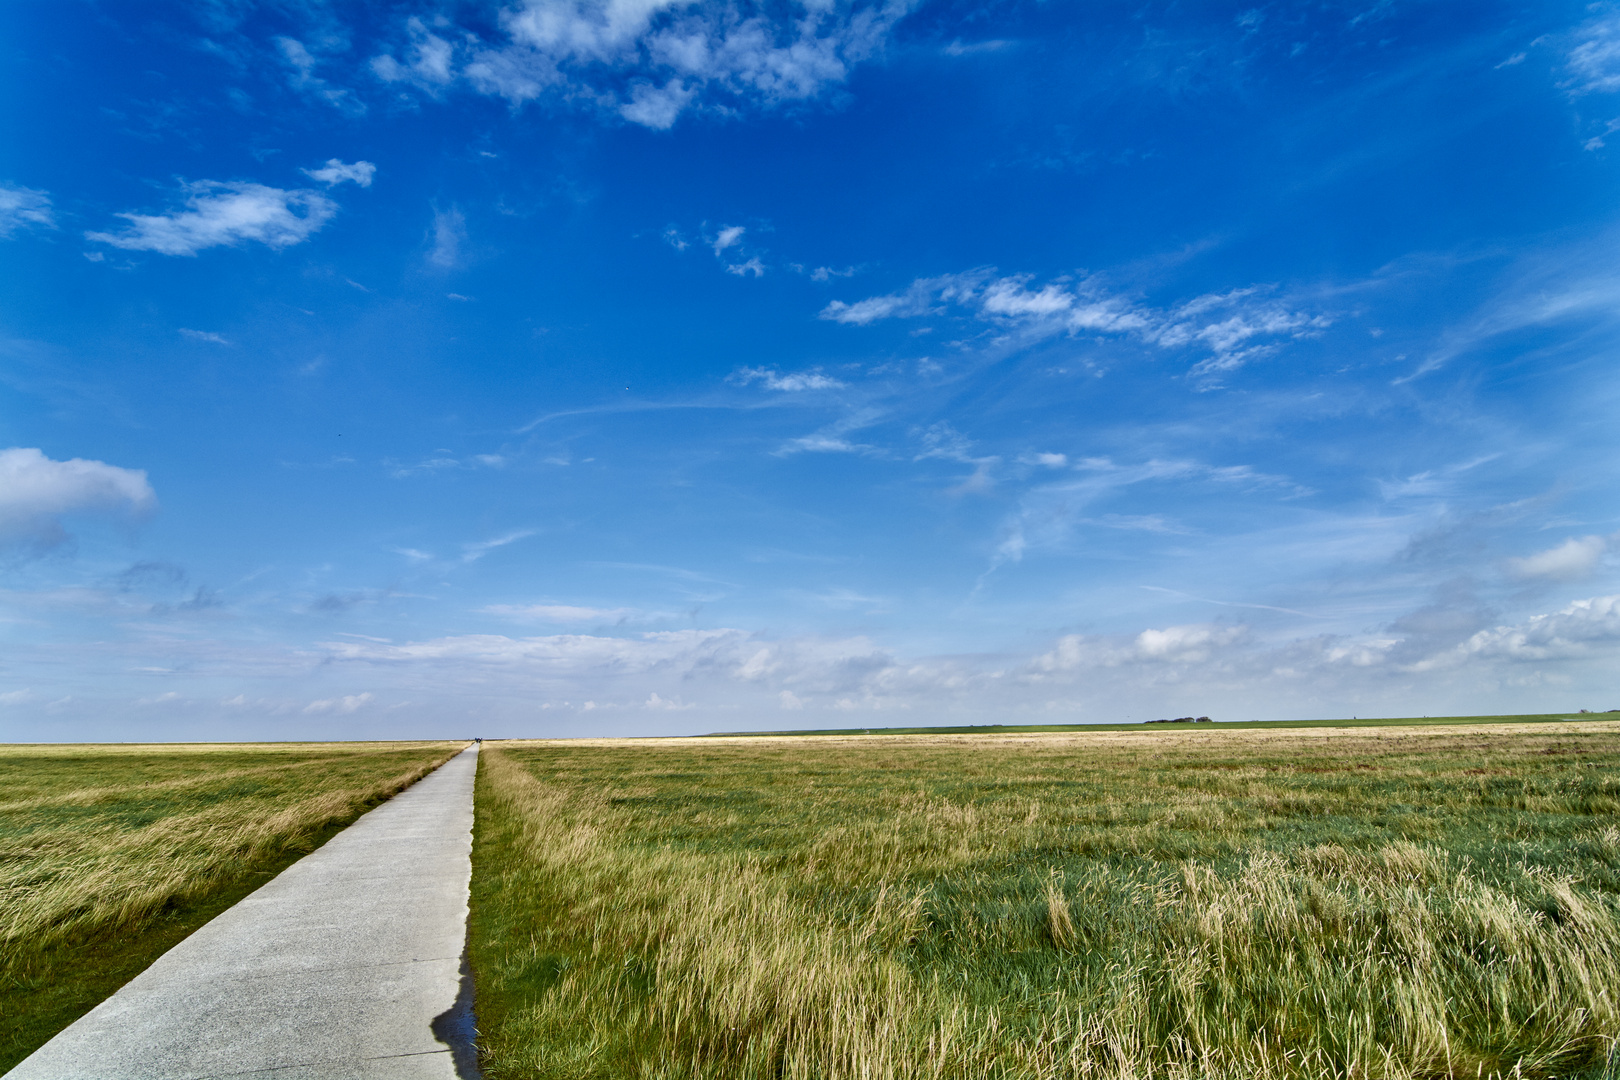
470;725;1620;1079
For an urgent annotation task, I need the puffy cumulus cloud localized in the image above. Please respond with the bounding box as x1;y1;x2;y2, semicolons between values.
372;0;914;129
0;447;156;554
1027;596;1620;696
1507;535;1609;581
1447;595;1620;664
730;366;845;391
1030;624;1251;675
85;176;355;256
821;270;1329;375
0;183;54;237
301;159;377;187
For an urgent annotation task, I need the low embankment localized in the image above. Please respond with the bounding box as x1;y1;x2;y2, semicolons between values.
470;722;1620;1080
0;740;461;1071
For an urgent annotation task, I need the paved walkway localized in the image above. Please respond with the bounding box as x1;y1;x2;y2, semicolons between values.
10;745;481;1080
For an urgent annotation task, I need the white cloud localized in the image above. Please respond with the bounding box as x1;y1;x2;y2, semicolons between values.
483;603;641;623
1400;233;1620;381
277;37;365;114
370;18;456;91
731;366;845;391
943;38;1012;56
179;328;231;345
1507;536;1608;581
1031;623;1250;673
304;691;374;714
373;0;914;128
301;159;377;187
461;529;537;563
0;184;54;236
621;78;696;128
1024;594;1620;694
0;447;156;553
427;206;467;269
1448;595;1620;664
712;224;746;254
86;180;341;256
987;456;1309;571
321;627;938;704
821;270;1328;375
1568;12;1620;95
726;255;766;277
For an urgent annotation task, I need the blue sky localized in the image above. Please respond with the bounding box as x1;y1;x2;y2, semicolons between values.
3;0;1619;740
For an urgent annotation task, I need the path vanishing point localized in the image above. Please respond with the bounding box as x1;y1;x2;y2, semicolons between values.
9;744;481;1080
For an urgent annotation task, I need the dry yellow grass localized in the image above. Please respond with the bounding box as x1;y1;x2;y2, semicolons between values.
470;723;1620;1080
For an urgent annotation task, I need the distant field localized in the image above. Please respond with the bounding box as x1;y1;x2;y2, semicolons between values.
470;722;1620;1080
703;711;1614;738
0;740;460;1071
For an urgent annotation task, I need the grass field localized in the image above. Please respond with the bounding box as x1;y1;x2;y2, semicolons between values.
0;740;461;1071
470;721;1620;1080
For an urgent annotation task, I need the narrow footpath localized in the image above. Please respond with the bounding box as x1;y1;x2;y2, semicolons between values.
9;744;481;1080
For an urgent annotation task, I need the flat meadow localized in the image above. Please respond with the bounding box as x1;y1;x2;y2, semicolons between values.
0;740;461;1070
469;722;1620;1080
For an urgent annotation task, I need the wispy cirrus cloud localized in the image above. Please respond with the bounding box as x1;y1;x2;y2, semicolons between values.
427;205;467;269
483;603;646;623
370;0;913;130
85;163;372;256
179;328;231;345
1566;10;1620;95
821;269;1330;376
278;37;366;115
461;530;538;563
988;455;1311;571
0;184;54;237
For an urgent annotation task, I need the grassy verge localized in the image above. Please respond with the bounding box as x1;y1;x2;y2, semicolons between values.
469;722;1620;1080
0;740;461;1071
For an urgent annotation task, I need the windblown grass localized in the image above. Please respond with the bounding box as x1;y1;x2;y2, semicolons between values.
469;722;1620;1080
0;740;461;1070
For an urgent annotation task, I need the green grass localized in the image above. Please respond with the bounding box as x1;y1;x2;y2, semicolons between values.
0;740;461;1072
469;721;1620;1079
703;711;1616;738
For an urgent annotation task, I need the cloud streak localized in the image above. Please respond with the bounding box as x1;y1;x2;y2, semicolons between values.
0;184;54;237
821;270;1330;375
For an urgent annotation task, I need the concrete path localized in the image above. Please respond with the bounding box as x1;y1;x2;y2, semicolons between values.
9;745;481;1080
